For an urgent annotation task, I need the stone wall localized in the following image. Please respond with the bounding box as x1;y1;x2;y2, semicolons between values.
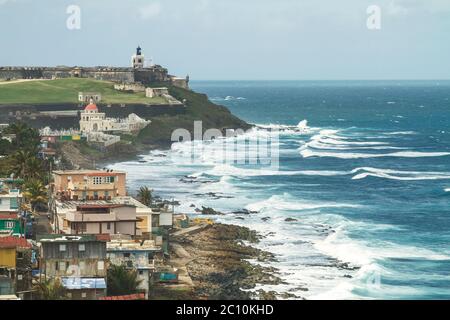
0;66;169;85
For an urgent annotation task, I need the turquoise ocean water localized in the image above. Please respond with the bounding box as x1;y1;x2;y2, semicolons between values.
111;81;450;299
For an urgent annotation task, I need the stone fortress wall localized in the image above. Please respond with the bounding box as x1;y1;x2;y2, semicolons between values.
0;66;170;85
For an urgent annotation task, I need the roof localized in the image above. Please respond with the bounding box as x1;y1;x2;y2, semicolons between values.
0;214;19;220
53;170;125;176
107;239;161;251
55;197;153;214
61;277;106;290
0;295;20;300
37;234;110;243
99;293;145;301
77;204;131;210
84;103;98;111
0;236;31;249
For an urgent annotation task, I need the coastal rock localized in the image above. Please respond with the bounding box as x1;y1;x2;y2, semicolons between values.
170;224;280;300
285;218;298;222
200;206;224;215
232;209;258;215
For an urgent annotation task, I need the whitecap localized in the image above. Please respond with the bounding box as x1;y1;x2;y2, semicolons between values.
301;149;450;159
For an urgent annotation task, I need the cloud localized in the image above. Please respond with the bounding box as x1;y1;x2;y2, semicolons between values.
139;2;162;20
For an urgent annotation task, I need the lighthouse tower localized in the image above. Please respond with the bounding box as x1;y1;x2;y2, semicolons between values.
131;46;145;69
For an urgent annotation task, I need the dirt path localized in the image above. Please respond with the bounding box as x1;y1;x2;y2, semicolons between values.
0;79;51;86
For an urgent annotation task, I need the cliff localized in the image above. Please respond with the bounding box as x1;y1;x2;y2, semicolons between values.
58;85;252;169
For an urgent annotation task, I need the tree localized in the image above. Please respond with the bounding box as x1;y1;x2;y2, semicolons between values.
137;186;153;206
24;156;44;180
23;179;48;213
4;122;40;152
107;265;143;296
11;150;34;178
33;278;67;300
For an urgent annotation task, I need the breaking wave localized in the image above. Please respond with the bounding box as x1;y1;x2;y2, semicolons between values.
300;129;450;159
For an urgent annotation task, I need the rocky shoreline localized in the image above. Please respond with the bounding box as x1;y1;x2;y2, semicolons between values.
168;223;283;300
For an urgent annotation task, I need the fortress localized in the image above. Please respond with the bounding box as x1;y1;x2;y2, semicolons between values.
0;46;189;89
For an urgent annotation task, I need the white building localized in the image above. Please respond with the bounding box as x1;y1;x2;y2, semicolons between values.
79;100;150;134
78;92;102;103
0;189;22;214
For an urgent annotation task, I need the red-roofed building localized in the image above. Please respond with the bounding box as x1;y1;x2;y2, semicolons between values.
99;293;145;300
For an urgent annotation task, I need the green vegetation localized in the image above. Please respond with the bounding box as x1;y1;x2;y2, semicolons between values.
0;78;168;105
136;85;251;147
137;186;153;207
0;122;51;213
107;265;143;296
33;279;67;300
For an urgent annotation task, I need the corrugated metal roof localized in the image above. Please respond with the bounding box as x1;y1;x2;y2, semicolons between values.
99;293;145;300
0;236;31;249
61;277;106;290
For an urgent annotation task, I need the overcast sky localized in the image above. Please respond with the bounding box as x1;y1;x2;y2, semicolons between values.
0;0;449;80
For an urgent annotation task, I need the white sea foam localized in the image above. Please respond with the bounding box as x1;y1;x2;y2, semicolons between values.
350;167;450;181
245;194;361;213
301;149;450;159
384;131;416;135
445;188;450;192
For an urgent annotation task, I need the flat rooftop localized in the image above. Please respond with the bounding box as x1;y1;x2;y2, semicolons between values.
55;196;154;213
53;170;125;175
37;234;110;243
107;239;160;251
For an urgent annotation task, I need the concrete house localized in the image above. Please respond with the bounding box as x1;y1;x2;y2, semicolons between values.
107;238;163;299
52;169;127;201
55;204;141;237
37;234;109;300
0;189;22;215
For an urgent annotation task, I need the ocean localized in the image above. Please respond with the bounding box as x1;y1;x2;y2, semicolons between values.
110;80;450;299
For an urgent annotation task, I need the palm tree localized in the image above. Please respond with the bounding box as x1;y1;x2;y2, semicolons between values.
33;278;67;300
23;179;48;214
107;265;143;296
24;157;44;180
11;150;34;178
137;186;153;206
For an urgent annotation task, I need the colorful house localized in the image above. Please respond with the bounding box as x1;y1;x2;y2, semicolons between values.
0;237;32;298
0;215;22;236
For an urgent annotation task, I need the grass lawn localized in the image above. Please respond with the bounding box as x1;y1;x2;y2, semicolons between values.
0;78;168;105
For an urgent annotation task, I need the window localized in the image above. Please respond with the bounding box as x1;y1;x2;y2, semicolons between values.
106;222;111;230
17;252;23;259
123;253;130;258
79;244;86;252
5;221;15;229
81;292;87;298
139;270;144;276
59;244;66;252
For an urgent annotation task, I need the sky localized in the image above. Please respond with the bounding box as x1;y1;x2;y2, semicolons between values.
0;0;449;80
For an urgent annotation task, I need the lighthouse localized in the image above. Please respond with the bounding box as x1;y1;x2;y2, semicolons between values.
131;46;145;69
